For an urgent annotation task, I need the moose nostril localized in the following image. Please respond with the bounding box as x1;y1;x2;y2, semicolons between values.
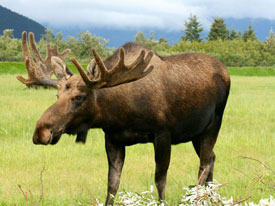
33;138;39;144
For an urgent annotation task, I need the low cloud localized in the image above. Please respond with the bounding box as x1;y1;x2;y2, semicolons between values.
1;0;275;31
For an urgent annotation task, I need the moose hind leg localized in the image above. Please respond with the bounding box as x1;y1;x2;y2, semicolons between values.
153;130;171;201
105;135;125;206
192;115;222;185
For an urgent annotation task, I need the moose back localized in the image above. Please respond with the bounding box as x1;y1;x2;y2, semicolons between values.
32;42;230;205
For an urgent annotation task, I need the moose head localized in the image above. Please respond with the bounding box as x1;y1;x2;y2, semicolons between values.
33;47;154;145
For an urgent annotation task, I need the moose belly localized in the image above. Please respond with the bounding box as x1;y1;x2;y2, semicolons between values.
104;104;214;146
170;105;215;144
104;129;155;146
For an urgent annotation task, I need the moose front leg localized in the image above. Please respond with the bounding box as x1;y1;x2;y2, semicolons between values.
105;135;125;206
75;130;88;143
153;130;171;202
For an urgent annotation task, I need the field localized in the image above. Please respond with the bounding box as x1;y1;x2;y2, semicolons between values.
0;65;275;205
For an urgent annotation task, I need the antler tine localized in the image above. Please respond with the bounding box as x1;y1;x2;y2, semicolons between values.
21;32;37;78
91;48;108;78
138;51;155;77
23;57;35;77
59;48;71;60
16;75;35;86
46;44;52;59
22;31;30;59
138;50;154;76
16;54;37;86
127;50;145;69
71;58;86;80
53;45;58;54
114;48;125;70
144;50;154;64
140;64;154;77
29;32;44;63
125;50;154;79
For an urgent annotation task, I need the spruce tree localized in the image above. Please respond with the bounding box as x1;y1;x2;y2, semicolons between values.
243;24;258;41
228;28;238;40
149;30;156;41
159;37;168;44
207;18;229;40
3;29;14;38
135;32;147;44
264;27;275;54
237;31;243;40
181;14;203;42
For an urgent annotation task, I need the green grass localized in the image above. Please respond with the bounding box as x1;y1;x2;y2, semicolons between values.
228;66;275;76
0;62;27;75
0;74;274;205
2;61;275;76
0;62;83;75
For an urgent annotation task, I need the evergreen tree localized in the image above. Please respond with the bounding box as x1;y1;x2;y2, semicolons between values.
207;18;229;40
159;37;168;44
41;29;54;43
135;31;147;44
243;24;258;41
237;31;243;40
181;14;204;42
149;30;156;41
3;29;14;38
264;27;275;54
55;32;63;41
228;28;238;40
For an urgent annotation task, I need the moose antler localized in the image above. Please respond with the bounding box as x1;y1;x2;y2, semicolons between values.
71;48;154;89
16;31;72;88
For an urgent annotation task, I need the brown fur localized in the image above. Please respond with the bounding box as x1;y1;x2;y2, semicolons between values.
33;42;230;205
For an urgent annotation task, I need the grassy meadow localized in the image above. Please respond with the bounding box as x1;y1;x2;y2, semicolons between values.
0;66;274;205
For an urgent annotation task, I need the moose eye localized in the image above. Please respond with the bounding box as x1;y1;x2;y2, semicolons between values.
74;95;83;102
72;95;85;108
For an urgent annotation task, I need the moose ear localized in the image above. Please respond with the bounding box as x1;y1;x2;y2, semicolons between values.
87;60;100;80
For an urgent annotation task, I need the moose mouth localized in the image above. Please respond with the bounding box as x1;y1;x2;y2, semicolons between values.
49;132;62;145
50;127;84;144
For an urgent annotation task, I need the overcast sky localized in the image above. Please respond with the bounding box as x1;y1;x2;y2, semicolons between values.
1;0;275;31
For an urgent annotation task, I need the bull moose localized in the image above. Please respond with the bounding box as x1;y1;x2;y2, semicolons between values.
32;42;230;205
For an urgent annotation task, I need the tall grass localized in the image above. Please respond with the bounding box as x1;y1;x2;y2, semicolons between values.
0;74;274;205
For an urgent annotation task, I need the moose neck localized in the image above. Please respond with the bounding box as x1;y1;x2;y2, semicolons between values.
90;85;132;130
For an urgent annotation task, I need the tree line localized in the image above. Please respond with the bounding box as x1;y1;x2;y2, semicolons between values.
1;16;275;66
0;29;113;63
136;15;275;66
